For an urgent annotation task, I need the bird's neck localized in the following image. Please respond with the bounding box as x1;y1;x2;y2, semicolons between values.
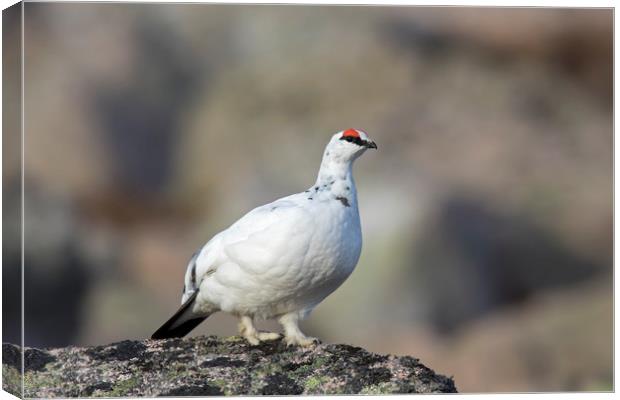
313;157;357;203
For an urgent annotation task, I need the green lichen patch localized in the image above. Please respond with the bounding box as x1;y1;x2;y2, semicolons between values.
303;375;330;393
107;376;141;396
2;365;22;397
360;381;399;394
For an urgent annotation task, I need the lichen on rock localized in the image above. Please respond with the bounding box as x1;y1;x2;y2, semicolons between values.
2;336;457;397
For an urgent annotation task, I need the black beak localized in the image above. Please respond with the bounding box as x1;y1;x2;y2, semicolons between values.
365;140;377;149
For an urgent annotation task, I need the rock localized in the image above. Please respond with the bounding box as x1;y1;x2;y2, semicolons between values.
2;336;456;397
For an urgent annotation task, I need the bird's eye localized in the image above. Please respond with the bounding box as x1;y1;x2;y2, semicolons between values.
340;135;362;145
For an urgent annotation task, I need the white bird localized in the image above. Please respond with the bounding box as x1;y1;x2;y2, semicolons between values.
152;129;377;346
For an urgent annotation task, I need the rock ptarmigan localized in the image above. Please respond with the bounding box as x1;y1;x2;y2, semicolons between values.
152;129;377;346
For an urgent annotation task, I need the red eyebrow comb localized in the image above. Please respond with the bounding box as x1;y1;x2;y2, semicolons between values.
342;129;360;138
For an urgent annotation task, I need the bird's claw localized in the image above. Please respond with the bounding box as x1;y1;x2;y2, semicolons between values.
257;331;282;341
245;335;260;346
285;335;320;347
242;331;282;346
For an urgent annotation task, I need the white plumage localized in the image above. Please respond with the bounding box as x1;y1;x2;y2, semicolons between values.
152;129;376;346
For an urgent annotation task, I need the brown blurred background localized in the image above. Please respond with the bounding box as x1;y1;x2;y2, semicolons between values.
3;4;612;393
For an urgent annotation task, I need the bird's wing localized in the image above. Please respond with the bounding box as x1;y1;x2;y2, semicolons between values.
188;194;314;292
224;196;314;271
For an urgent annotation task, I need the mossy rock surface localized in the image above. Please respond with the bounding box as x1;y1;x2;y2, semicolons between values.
2;336;456;397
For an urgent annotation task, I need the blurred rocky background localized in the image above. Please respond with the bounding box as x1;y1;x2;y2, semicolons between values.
4;4;612;392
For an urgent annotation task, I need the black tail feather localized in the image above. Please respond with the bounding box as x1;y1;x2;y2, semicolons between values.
151;291;209;339
151;316;206;339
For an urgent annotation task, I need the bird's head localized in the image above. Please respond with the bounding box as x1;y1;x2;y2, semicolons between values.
324;129;377;163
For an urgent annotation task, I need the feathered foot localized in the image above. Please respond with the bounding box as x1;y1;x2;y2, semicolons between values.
278;313;320;347
238;315;281;345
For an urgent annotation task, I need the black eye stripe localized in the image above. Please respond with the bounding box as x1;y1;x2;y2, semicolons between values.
339;135;366;146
